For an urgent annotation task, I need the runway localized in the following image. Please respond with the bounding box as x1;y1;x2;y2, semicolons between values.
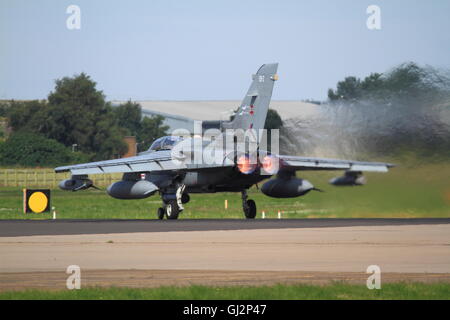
1;218;449;237
1;219;449;291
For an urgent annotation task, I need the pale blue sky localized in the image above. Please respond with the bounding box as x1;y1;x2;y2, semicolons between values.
1;0;449;101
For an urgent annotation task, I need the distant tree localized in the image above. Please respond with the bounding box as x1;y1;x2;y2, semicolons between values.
384;62;424;95
89;105;129;160
112;100;142;136
137;115;169;151
361;73;384;92
327;88;339;101
327;62;450;104
325;62;450;157
264;109;283;130
5;74;128;160
262;109;283;151
111;101;170;152
0;101;10;117
42;73;128;159
0;132;88;167
0;102;11;140
328;76;362;101
380;62;450;103
328;73;386;101
6;100;48;132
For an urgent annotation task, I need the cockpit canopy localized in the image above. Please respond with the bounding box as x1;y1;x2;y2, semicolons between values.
148;136;183;152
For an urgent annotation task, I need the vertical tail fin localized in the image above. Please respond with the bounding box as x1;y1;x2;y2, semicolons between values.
223;63;278;132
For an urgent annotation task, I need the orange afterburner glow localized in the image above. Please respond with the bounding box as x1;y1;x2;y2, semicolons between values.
237;155;257;174
261;155;280;175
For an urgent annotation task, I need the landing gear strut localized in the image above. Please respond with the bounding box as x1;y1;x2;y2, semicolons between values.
242;190;256;219
176;184;186;211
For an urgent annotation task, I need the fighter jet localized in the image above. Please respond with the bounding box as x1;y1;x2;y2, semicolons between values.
55;63;394;220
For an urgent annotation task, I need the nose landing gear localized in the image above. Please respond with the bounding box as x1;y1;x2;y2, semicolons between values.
164;200;181;220
157;184;186;220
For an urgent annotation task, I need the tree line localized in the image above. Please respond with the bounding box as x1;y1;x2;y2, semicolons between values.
328;62;450;105
0;73;168;167
326;62;450;158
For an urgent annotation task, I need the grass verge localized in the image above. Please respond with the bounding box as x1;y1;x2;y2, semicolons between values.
0;283;449;300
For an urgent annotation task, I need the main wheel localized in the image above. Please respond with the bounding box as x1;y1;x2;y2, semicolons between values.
181;193;190;204
165;200;180;220
244;199;257;219
157;207;165;220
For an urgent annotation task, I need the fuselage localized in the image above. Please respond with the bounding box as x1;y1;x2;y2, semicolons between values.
148;167;268;194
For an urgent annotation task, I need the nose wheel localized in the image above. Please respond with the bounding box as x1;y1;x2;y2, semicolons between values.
157;200;181;220
242;190;257;219
165;200;180;220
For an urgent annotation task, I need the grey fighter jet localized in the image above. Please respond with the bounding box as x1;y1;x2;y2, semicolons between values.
55;63;394;220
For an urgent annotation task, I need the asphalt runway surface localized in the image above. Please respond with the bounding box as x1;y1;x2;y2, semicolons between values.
1;218;449;237
1;219;449;290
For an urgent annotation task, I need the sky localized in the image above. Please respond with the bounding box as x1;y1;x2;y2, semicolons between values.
1;0;449;101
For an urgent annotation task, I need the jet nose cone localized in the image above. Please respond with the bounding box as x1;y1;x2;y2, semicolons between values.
106;184;113;196
298;179;314;195
301;180;314;194
302;179;314;191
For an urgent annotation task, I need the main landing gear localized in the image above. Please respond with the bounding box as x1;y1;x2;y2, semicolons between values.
157;184;186;220
157;187;257;220
242;190;256;219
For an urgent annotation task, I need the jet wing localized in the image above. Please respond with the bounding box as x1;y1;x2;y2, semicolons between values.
278;155;394;172
55;151;178;175
54;150;235;175
55;147;393;176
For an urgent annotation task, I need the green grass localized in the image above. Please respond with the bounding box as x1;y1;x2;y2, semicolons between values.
0;163;449;219
0;283;449;300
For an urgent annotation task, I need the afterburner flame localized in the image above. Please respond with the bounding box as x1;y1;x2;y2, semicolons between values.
237;155;257;174
261;155;280;175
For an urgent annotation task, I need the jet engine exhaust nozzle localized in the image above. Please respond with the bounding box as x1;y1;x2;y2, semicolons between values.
261;155;280;175
237;155;258;175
